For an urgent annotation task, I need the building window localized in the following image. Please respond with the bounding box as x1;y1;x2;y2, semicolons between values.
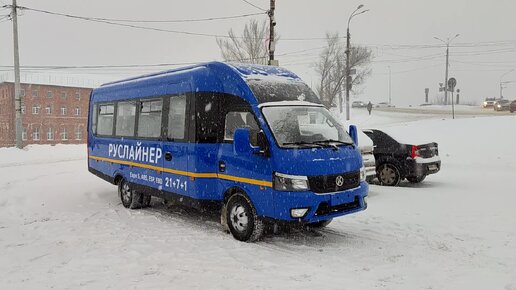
22;127;27;140
75;126;82;140
75;107;81;116
61;127;68;140
32;105;41;115
75;91;81;100
32;90;38;98
47;127;54;140
61;91;67;99
115;101;136;137
32;127;40;141
47;91;53;98
137;99;162;138
45;105;52;115
97;104;115;136
21;105;26;114
61;106;67;115
20;89;25;97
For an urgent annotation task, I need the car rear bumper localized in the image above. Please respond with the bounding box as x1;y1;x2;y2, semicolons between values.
406;158;441;177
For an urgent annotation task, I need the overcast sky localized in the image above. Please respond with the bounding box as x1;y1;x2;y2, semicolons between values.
1;0;516;105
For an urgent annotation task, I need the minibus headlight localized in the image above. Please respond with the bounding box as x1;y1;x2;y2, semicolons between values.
273;172;309;191
360;166;366;182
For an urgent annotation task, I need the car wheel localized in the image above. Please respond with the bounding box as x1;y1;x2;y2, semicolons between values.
307;219;332;229
226;193;264;242
118;178;142;209
377;163;401;186
406;175;426;183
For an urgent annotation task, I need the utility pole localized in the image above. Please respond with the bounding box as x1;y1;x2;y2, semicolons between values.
500;69;515;99
345;26;351;120
434;34;459;106
388;66;392;105
267;0;277;66
444;45;449;105
12;0;23;148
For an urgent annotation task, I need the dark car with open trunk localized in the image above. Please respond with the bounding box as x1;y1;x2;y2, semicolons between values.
363;129;441;186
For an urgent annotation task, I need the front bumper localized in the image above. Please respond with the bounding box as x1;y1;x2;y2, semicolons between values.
271;181;368;223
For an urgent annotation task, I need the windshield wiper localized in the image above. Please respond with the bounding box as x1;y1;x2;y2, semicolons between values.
312;139;355;148
282;141;323;148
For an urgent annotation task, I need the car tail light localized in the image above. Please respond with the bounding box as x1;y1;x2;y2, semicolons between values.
411;145;420;159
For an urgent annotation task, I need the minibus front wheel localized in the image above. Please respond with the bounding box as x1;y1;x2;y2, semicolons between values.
225;193;264;242
118;178;143;209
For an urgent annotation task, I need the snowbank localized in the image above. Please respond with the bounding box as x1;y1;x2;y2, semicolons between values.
0;144;86;167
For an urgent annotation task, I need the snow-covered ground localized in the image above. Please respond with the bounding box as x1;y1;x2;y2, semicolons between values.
1;110;515;289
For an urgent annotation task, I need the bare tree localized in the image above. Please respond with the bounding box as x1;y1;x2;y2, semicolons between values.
216;20;271;65
314;32;372;109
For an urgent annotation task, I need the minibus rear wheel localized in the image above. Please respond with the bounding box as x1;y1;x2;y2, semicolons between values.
226;193;264;242
118;178;142;209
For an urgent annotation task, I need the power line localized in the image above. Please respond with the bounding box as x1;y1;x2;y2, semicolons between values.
240;0;268;12
11;5;345;41
2;4;266;23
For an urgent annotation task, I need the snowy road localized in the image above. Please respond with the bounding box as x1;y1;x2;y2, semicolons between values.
1;112;515;289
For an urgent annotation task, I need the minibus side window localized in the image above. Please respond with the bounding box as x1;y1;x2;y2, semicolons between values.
137;99;163;138
115;101;137;137
91;104;98;135
224;111;259;145
196;94;221;143
97;104;115;136
168;95;187;140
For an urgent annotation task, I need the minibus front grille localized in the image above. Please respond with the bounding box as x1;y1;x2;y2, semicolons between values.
315;197;361;216
308;171;360;194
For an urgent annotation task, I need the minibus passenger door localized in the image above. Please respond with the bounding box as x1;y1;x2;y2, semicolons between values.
162;92;191;198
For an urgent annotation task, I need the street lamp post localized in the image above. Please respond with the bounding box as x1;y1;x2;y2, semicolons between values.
500;69;514;99
434;34;460;106
345;4;368;121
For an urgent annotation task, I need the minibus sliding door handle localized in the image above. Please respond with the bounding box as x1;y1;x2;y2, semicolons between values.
218;161;226;173
165;152;173;161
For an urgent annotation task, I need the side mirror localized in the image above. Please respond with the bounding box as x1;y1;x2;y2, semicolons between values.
234;128;260;155
349;125;358;146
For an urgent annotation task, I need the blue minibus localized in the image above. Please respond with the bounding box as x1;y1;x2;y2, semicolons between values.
87;62;368;241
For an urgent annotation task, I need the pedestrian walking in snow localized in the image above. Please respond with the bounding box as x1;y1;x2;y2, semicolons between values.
367;101;373;115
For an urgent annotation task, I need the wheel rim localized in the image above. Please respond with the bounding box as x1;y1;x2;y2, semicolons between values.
230;204;249;233
121;182;131;204
380;165;397;185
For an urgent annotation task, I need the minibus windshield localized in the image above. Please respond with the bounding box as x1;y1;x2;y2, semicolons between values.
247;79;321;104
261;106;354;148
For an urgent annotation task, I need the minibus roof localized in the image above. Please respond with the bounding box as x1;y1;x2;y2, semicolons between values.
95;62;317;105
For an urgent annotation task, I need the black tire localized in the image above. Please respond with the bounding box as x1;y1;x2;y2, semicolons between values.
226;193;264;242
307;219;332;229
406;175;426;183
377;163;401;186
118;179;142;209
